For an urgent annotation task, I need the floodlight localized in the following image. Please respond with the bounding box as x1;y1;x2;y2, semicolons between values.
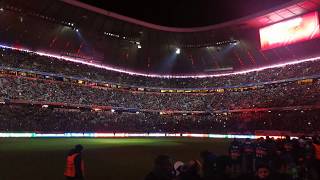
176;48;180;54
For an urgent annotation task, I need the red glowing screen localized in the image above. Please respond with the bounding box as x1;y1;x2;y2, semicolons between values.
260;11;320;50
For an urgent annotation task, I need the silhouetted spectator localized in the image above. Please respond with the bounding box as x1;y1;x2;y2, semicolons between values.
145;155;175;180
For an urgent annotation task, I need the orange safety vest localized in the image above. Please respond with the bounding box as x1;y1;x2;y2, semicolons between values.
64;153;84;177
314;143;320;160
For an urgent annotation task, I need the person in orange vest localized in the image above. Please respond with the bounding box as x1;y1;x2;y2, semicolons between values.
313;137;320;160
312;136;320;179
64;144;85;180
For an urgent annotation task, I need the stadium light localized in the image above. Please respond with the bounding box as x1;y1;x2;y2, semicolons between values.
75;29;79;32
175;48;181;54
137;45;142;49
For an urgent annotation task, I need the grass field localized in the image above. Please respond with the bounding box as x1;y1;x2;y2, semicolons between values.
0;138;231;180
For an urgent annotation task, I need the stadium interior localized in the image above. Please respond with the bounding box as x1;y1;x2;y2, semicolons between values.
0;0;320;180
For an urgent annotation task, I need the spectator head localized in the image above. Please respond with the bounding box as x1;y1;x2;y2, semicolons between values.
312;135;320;144
266;136;270;140
299;135;306;140
256;164;270;179
74;144;83;153
284;141;293;151
154;155;173;173
185;160;202;175
244;138;252;144
285;135;291;141
174;161;185;176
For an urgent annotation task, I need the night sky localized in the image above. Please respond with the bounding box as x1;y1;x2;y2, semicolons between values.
79;0;292;27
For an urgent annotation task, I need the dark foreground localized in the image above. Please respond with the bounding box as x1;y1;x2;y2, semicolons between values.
0;138;230;180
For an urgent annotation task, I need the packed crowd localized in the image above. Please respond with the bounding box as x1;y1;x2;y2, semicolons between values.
145;136;320;180
0;104;319;133
0;76;319;111
1;48;320;88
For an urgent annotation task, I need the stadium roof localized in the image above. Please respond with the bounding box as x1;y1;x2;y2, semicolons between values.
78;0;293;27
2;0;320;34
61;0;320;32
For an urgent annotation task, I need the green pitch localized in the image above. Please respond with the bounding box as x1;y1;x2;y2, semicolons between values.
0;138;231;180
